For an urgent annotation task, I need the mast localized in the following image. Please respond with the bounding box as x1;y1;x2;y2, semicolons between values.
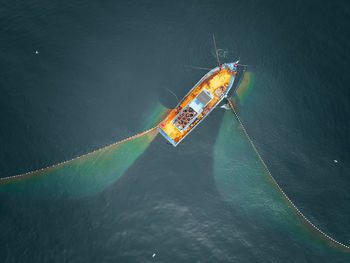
212;33;222;69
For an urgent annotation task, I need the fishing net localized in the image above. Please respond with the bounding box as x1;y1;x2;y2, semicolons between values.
0;103;169;199
214;75;349;251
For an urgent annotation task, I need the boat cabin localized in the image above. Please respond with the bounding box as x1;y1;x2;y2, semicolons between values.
172;89;212;132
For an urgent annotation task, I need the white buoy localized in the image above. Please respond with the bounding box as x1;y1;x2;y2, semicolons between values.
152;253;156;258
35;50;39;54
220;103;231;110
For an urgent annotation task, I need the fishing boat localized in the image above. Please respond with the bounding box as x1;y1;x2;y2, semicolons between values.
158;61;238;146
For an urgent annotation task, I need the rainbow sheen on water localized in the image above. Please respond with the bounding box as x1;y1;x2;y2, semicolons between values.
142;103;170;130
234;72;254;105
214;109;348;251
0;104;168;199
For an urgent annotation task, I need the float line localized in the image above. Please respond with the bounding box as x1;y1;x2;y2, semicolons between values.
227;98;350;250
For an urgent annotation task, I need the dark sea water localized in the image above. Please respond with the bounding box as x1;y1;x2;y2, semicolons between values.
1;0;350;262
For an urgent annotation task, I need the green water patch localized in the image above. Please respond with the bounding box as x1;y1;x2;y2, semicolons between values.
0;104;168;199
214;110;349;252
234;72;254;105
142;102;170;130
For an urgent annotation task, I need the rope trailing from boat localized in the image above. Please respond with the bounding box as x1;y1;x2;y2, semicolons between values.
0;126;159;183
226;98;350;251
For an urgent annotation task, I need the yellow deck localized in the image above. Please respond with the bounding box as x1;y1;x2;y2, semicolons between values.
159;68;233;144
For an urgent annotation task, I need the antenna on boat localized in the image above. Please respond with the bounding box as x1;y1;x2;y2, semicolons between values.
212;33;222;69
166;88;180;105
235;56;255;68
185;65;212;71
